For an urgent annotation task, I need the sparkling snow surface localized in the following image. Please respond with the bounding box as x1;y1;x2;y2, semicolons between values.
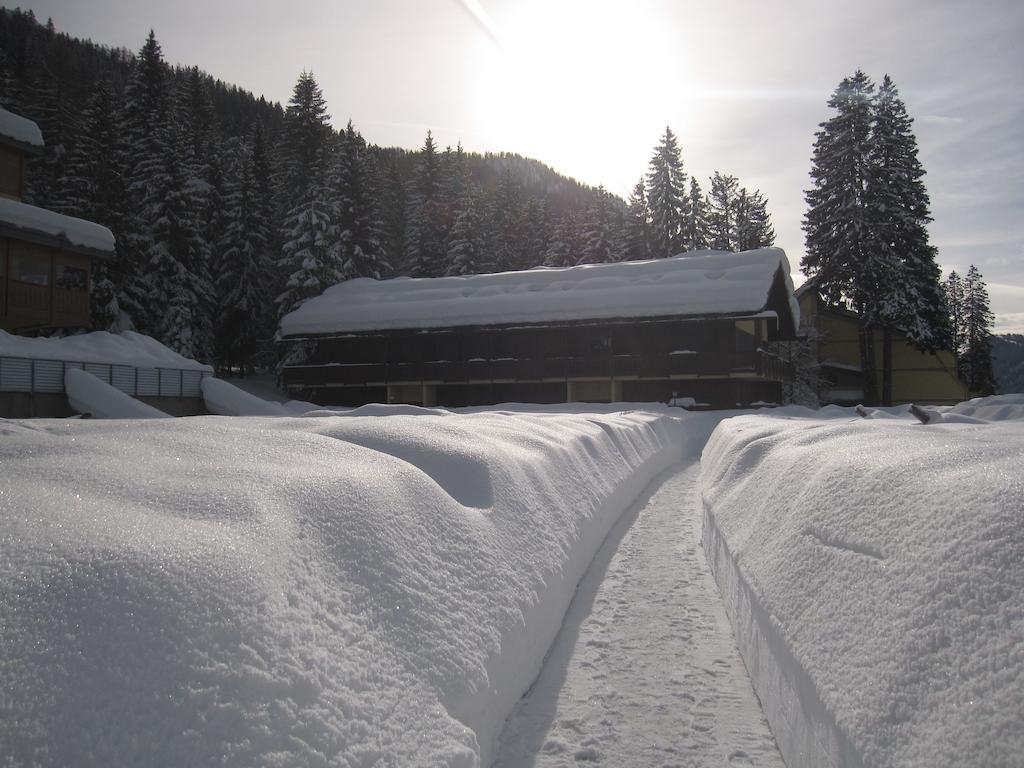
0;106;44;147
496;449;783;767
701;404;1024;768
0;196;115;253
0;329;212;371
280;247;798;336
0;409;685;767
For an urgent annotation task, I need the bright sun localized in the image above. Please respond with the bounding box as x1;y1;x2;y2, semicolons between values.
472;1;681;196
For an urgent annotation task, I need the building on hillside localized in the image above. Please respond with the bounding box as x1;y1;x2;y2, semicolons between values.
279;248;799;409
0;106;115;334
796;284;968;406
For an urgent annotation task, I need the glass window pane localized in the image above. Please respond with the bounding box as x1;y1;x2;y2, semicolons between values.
12;252;49;286
56;264;88;291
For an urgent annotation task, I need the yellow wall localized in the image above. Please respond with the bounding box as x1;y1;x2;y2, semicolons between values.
798;291;968;405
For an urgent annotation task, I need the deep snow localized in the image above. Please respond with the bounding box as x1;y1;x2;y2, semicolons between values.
280;247;798;336
0;408;686;767
0;329;212;371
701;403;1024;768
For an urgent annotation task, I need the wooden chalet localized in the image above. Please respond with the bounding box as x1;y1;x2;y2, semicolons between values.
280;248;800;409
0;106;115;334
797;284;968;406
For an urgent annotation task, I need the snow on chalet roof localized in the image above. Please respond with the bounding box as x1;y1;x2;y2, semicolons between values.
0;330;213;372
0;196;115;255
0;106;44;149
281;247;798;337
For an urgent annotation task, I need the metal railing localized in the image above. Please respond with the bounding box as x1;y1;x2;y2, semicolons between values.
0;355;211;398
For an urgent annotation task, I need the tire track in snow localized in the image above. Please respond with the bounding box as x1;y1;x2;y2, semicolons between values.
494;460;783;767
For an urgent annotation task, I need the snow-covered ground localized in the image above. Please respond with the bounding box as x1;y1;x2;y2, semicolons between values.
701;397;1024;768
2;395;1021;767
0;407;686;767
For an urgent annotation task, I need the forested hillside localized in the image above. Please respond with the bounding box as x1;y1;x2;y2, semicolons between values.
992;335;1024;394
0;8;775;369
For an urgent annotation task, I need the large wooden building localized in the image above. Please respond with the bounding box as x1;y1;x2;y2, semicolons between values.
797;285;968;406
280;248;799;409
0;106;115;334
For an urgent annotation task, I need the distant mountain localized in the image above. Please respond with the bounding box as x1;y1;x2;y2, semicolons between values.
992;334;1024;394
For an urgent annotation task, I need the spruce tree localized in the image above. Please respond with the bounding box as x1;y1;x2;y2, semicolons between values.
622;178;652;261
215;136;269;374
961;265;995;393
945;270;966;362
645;127;688;257
487;167;525;272
708;172;739;251
682;177;709;252
803;70;880;404
520;197;552;268
331;121;389;280
544;209;584;268
580;186;618;265
735;188;775;251
445;185;486;276
405;131;446;277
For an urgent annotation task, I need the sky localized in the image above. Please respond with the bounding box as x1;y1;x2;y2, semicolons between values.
18;0;1024;332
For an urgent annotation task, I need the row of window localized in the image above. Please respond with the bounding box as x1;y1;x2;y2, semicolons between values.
0;241;88;291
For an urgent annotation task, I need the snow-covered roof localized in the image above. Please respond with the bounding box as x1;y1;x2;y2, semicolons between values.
0;196;115;255
0;330;213;372
0;106;44;150
281;247;799;337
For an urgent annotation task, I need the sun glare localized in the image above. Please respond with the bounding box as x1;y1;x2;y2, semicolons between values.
473;1;680;195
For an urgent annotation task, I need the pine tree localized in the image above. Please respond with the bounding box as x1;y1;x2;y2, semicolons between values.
622;178;652;261
868;75;948;356
708;172;739;251
961;265;995;393
544;209;584;268
331;121;389;280
945;270;966;361
580;186;618;264
275;72;338;320
735;188;775;251
645;127;688;257
445;185;486;276
803;70;880;404
682;177;709;252
380;155;408;275
214;136;269;373
405;131;446;277
487;167;525;272
520;197;552;269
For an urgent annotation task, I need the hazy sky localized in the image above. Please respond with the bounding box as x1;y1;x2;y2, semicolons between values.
20;0;1024;331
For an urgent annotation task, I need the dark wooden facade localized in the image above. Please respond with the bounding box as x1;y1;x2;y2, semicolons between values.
284;313;793;409
0;111;108;333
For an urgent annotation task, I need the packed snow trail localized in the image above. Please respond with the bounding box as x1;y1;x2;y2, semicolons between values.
495;461;782;767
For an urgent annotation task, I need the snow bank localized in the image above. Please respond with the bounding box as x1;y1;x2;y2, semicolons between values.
281;247;797;335
0;329;212;372
201;376;292;416
0;105;44;148
0;196;115;253
65;367;170;419
701;406;1024;768
0;408;687;766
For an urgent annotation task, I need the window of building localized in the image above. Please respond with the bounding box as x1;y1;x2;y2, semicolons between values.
735;319;757;354
10;244;50;286
56;264;88;291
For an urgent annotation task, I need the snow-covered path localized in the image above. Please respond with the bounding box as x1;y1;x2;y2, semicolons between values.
494;460;783;767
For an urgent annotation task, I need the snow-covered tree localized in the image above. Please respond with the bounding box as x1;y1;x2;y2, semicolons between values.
960;265;995;393
331;121;389;280
708;172;739;251
214;136;269;374
622;178;652;261
735;188;775;251
803;70;880;403
487;167;525;272
544;209;584;268
682;177;709;252
645;127;688;257
445;185;486;276
946;270;966;361
405;131;447;277
580;186;618;264
520;197;552;269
